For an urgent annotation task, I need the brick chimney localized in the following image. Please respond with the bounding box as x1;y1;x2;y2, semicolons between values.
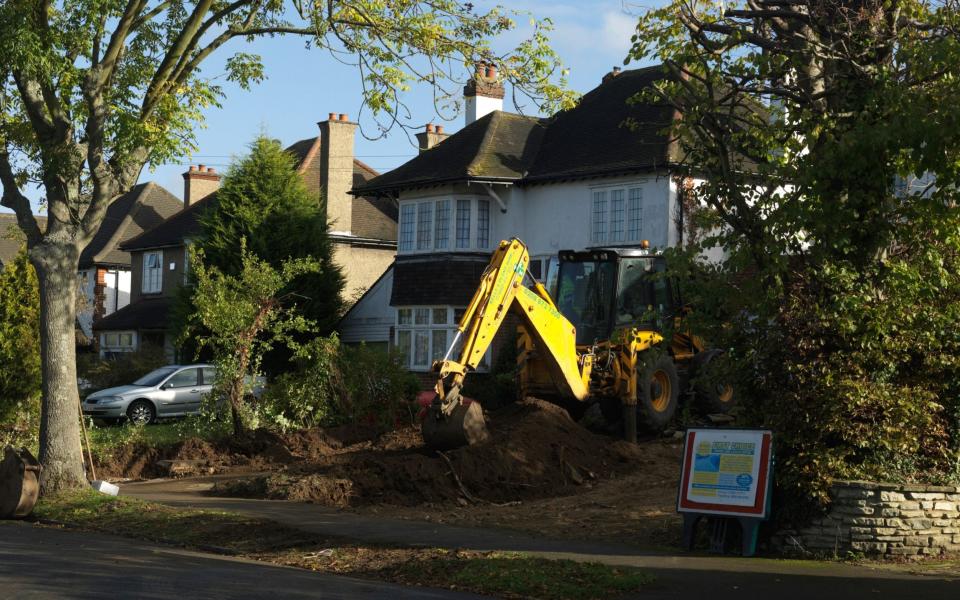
182;165;220;207
318;113;356;235
602;66;622;84
415;123;451;153
464;63;504;126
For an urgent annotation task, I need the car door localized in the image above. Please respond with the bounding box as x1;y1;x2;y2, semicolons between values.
162;368;201;416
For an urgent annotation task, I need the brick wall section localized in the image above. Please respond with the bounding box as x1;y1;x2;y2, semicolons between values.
93;267;107;320
773;480;960;557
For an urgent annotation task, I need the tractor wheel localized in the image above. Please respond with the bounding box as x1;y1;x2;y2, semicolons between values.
636;355;680;431
691;350;736;415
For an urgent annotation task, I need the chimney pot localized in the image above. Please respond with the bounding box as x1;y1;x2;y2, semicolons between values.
328;112;336;121
485;65;495;78
339;113;348;121
189;165;197;172
426;123;434;133
436;125;444;134
207;167;216;174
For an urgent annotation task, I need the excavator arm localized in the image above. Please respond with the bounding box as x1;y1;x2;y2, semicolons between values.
423;238;593;450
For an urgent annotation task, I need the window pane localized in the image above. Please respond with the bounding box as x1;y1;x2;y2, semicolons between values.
627;188;642;241
413;331;430;367
456;199;471;248
120;334;133;347
397;308;412;325
454;308;466;323
434;200;450;249
167;369;199;388
415;308;430;325
477;199;490;248
591;191;608;243
399;204;415;251
416;202;433;250
610;189;625;242
529;258;542;280
396;330;411;366
106;333;118;346
202;367;217;386
432;308;448;325
432;329;448;361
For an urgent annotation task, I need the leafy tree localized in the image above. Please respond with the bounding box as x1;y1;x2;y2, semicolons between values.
186;244;316;437
0;247;42;451
0;1;573;491
630;0;960;513
0;248;41;424
197;135;344;336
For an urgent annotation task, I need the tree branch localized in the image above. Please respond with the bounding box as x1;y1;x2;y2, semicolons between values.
0;147;42;246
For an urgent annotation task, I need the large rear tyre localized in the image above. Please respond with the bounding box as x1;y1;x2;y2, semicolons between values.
691;350;736;415
636;355;680;431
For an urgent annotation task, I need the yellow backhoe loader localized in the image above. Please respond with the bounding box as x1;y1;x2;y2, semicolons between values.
422;238;734;450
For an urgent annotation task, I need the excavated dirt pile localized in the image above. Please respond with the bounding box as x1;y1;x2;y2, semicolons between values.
212;398;659;508
100;398;677;509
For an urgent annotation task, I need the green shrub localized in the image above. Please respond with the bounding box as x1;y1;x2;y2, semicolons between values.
258;335;419;432
77;346;168;394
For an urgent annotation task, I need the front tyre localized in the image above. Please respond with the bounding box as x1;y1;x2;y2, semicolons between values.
636;354;680;431
126;400;156;426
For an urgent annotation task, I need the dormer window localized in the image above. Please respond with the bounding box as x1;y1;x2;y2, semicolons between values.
142;250;163;293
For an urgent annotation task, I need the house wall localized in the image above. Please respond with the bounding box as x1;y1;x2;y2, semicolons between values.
332;242;396;302
77;268;96;340
129;246;186;304
338;267;393;344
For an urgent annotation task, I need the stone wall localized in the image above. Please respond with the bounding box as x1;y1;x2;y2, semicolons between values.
774;480;960;557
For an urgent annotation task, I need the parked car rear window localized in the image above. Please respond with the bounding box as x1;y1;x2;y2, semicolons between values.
133;367;178;387
201;367;217;386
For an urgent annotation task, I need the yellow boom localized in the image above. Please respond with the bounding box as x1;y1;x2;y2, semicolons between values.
423;239;593;449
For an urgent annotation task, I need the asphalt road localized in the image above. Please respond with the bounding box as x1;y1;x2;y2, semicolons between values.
0;521;485;600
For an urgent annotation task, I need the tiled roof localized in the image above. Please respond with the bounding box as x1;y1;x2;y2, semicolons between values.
92;296;172;331
390;254;490;306
121;194;215;252
355;111;546;194
353;65;680;194
79;182;183;268
0;214;46;267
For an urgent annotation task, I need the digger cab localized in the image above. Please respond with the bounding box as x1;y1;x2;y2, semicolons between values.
555;247;676;345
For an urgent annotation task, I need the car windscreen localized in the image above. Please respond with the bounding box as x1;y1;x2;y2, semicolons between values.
133;367;178;387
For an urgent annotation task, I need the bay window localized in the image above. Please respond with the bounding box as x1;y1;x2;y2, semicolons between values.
397;197;493;254
395;306;489;371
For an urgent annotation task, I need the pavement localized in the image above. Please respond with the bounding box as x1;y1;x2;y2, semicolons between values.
0;520;484;599
122;477;960;599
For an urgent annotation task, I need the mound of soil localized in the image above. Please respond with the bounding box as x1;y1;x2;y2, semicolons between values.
213;398;660;508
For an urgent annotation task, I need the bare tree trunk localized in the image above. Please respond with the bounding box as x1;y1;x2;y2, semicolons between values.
31;241;86;493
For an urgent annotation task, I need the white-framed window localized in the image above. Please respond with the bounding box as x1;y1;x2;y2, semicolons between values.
399;204;415;251
101;331;136;353
416;202;433;250
398;197;493;254
395;306;489;371
434;199;450;249
142;250;162;294
591;185;645;244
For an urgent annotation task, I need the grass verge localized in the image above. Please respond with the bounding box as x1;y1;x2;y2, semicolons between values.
34;489;654;599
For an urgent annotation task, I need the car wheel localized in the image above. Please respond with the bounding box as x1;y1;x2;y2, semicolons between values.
126;400;156;426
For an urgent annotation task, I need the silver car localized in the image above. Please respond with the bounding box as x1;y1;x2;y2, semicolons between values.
83;364;218;425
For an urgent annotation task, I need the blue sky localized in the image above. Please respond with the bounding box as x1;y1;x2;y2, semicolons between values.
13;0;655;209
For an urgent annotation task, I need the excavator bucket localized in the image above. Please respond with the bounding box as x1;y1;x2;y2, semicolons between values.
0;446;42;519
421;397;489;451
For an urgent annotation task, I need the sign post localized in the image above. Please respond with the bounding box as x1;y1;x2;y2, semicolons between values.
677;428;773;556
